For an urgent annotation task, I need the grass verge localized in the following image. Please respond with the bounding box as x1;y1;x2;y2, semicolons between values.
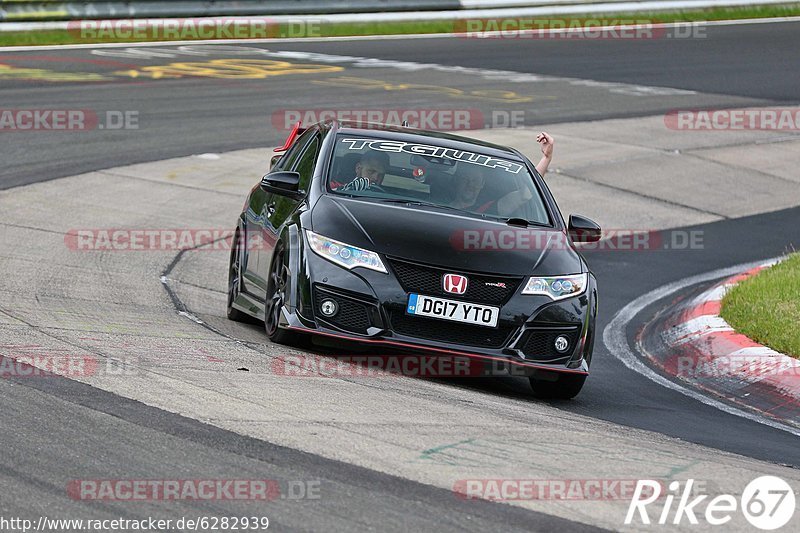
721;252;800;359
1;4;799;47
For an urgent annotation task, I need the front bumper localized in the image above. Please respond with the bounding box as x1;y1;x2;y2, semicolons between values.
285;246;596;376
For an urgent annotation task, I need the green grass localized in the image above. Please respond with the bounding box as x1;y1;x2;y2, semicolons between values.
721;252;800;359
1;4;799;46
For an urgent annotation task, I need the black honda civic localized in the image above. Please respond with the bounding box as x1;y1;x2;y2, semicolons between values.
227;120;600;398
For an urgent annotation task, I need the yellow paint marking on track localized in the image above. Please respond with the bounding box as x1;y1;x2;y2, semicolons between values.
470;89;548;103
313;76;536;103
114;58;343;80
0;63;111;82
3;11;69;21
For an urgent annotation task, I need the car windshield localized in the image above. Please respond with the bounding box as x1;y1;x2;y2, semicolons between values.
327;134;551;225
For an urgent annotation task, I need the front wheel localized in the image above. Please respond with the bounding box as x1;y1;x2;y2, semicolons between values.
227;228;250;322
529;372;586;400
264;243;305;346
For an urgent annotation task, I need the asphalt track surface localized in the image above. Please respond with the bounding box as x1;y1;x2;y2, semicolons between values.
1;21;798;190
1;20;799;531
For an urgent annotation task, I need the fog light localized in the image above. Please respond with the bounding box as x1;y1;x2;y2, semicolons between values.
320;298;338;317
554;335;570;353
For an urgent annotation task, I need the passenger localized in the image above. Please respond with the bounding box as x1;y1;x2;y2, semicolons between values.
535;131;554;176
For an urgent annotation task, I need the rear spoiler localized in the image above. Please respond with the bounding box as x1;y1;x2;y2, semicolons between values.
274;121;306;152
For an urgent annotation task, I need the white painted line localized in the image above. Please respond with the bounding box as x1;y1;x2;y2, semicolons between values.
688;258;780;306
19;43;692;97
262;48;695;95
729;346;787;358
1;12;800;46
693;282;730;304
681;314;731;333
662;315;733;345
460;0;621;6
0;0;797;31
6;35;699;99
602;256;800;437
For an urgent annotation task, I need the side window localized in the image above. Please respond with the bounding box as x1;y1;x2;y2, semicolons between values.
271;128;316;172
292;136;321;193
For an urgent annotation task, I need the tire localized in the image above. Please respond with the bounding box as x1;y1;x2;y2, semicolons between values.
529;372;587;400
226;228;251;322
264;242;305;346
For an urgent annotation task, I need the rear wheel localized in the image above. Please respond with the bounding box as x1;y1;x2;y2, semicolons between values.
264;243;304;346
529;372;586;400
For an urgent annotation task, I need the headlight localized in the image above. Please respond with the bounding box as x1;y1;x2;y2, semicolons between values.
521;273;587;300
306;230;387;273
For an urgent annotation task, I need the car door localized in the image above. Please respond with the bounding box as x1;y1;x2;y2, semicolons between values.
240;129;315;296
255;129;322;289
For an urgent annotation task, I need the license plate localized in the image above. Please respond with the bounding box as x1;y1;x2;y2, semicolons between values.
406;293;499;328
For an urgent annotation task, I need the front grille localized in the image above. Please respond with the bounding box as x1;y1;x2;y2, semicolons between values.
389;310;515;348
388;258;521;305
519;328;578;362
314;286;374;334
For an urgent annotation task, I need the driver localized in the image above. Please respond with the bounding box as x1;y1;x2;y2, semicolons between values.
450;164;493;212
449;163;533;217
449;131;555;216
333;150;389;191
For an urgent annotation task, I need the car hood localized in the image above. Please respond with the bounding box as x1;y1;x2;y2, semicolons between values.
310;195;584;277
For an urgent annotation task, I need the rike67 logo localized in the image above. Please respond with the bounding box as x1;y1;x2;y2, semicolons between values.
626;476;795;530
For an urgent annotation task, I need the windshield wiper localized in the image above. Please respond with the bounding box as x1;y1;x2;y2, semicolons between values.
374;198;466;213
372;199;551;227
505;217;550;228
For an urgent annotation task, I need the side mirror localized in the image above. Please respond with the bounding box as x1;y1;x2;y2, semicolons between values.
568;214;602;243
260;171;303;200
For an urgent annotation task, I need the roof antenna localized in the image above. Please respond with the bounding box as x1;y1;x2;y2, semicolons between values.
401;120;409;127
